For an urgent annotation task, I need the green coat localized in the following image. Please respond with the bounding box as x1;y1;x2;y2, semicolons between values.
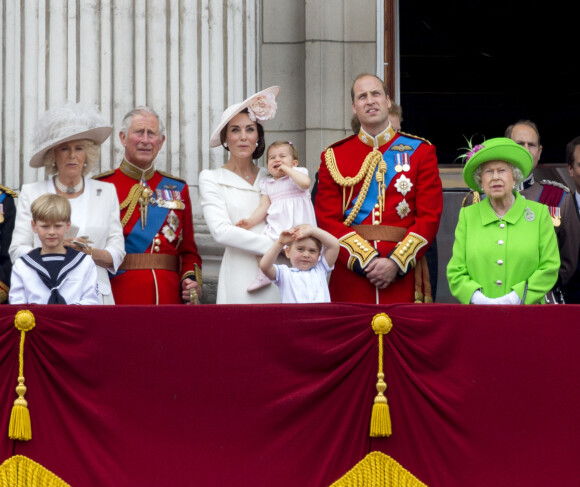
447;192;560;304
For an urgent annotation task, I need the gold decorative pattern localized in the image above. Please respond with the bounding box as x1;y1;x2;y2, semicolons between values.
389;143;413;152
329;451;427;487
390;232;428;273
339;232;378;270
0;184;18;198
119;159;156;181
119;184;147;227
0;455;71;486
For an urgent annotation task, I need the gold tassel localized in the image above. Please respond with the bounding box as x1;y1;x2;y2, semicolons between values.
8;310;36;441
370;313;393;437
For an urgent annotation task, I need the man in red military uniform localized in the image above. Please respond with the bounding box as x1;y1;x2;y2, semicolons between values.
95;107;202;304
314;74;442;303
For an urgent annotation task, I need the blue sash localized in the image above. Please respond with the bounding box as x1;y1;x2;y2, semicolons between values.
0;192;6;204
125;176;185;254
344;136;420;225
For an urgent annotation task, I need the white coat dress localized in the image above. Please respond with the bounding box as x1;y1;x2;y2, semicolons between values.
199;167;281;304
9;178;125;304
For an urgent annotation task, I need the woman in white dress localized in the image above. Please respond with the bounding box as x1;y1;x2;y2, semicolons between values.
9;103;125;304
199;86;281;304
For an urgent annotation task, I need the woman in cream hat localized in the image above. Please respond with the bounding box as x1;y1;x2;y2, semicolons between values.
447;137;559;304
9;102;125;304
199;86;281;304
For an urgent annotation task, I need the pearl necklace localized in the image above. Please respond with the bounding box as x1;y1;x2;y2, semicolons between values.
54;176;84;194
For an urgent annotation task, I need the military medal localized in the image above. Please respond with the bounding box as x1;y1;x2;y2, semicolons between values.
396;199;411;219
524;207;535;222
550;206;561;227
167;210;179;231
0;203;3;224
394;175;413;196
154;188;185;210
402;153;410;172
162;225;176;242
394;153;403;173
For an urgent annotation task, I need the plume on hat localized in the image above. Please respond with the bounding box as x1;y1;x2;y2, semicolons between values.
29;102;113;168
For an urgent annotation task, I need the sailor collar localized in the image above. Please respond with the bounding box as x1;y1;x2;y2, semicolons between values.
120;158;156;181
357;124;397;148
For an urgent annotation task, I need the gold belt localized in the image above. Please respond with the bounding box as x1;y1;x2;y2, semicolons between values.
119;253;179;272
352;225;407;243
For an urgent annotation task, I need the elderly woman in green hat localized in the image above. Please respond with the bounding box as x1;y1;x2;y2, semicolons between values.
447;137;560;304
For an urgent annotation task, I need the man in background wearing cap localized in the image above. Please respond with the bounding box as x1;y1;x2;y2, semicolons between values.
95;106;202;305
0;185;17;303
314;73;443;304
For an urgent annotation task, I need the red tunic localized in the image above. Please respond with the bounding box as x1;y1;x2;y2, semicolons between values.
96;161;202;304
315;127;442;303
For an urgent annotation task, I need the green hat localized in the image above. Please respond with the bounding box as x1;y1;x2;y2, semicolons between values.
462;137;533;191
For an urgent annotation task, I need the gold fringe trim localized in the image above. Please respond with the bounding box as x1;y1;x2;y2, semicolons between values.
0;455;71;486
8;310;36;441
370;313;393;437
329;451;427;487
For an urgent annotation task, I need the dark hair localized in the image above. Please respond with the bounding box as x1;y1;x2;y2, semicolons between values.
350;73;388;103
565;136;580;167
505;119;541;145
219;108;266;159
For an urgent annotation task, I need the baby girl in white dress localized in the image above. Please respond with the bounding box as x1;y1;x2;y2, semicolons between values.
236;140;317;292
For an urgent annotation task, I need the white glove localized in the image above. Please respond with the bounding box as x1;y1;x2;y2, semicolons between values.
470;290;495;304
494;291;521;305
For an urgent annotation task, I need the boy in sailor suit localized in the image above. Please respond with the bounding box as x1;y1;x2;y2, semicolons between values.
9;194;99;305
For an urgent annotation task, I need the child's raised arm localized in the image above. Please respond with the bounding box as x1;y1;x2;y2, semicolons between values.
236;194;271;229
259;230;294;280
280;165;311;190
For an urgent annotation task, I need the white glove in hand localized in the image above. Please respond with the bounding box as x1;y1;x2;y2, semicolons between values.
470;290;494;304
495;291;521;305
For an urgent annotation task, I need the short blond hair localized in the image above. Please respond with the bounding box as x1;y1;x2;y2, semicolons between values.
31;193;71;223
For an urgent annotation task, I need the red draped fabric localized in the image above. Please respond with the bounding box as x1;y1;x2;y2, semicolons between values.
1;304;579;486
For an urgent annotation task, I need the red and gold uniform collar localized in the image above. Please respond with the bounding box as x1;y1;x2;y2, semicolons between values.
357;124;396;148
120;158;156;181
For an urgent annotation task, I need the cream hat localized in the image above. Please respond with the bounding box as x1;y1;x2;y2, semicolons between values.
209;86;280;148
29;102;113;168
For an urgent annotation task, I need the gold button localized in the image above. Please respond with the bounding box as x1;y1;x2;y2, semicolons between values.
154;246;160;252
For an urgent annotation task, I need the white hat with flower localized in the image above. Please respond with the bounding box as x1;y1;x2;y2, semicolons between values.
209;86;280;148
29;102;113;168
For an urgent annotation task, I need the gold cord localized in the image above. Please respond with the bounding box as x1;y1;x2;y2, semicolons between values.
119;184;145;227
325;148;384;227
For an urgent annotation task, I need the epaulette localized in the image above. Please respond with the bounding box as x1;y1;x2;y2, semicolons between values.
0;184;18;198
540;179;570;193
398;131;432;145
92;169;116;180
158;170;187;184
461;190;481;207
323;134;358;152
